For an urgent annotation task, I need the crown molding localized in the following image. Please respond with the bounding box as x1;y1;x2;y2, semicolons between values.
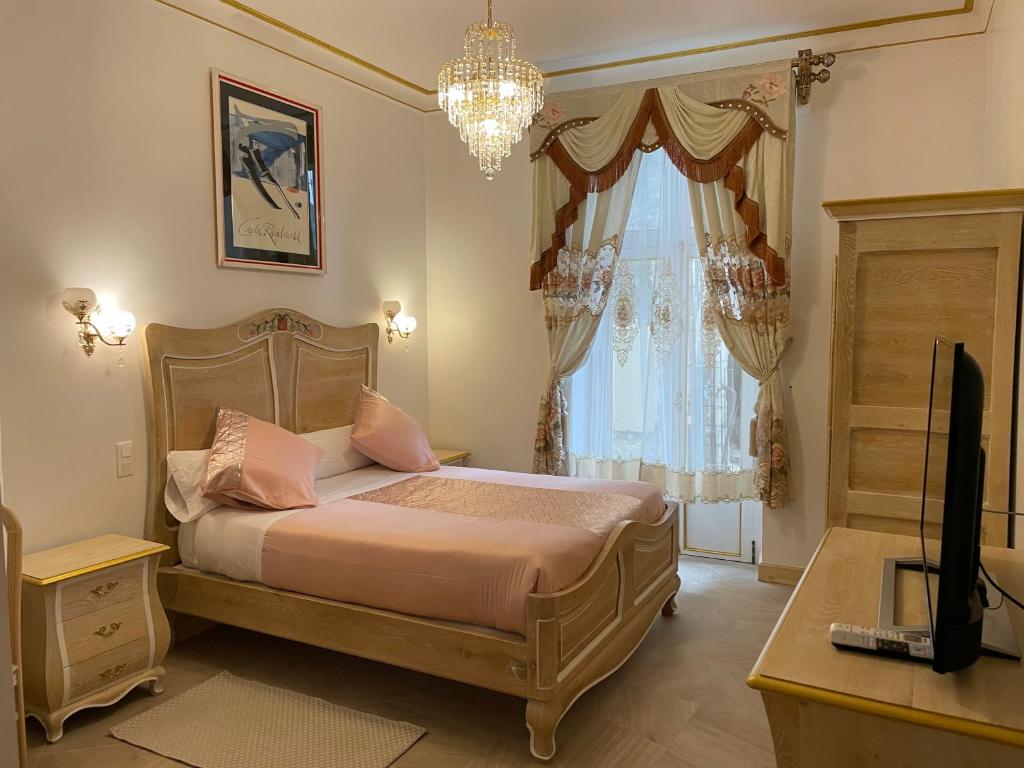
540;1;975;79
152;0;993;112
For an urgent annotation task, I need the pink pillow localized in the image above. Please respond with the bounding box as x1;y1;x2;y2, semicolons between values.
203;408;324;510
350;387;439;472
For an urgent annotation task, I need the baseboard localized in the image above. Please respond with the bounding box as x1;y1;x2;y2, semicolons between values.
757;562;804;586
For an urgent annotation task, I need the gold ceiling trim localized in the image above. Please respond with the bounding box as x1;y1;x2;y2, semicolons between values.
152;0;425;111
213;0;975;97
542;1;975;80
218;0;433;95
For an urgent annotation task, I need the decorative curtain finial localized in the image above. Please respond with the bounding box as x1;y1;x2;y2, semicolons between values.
792;49;836;105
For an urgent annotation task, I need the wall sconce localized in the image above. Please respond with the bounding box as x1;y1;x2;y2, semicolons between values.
61;287;136;366
381;300;417;344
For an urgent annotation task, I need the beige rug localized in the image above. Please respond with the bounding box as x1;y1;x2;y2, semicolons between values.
110;672;425;768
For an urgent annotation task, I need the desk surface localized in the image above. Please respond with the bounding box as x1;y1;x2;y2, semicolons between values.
748;526;1024;747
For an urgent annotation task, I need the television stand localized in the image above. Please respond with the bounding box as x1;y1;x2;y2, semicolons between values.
878;557;1022;659
748;527;1024;768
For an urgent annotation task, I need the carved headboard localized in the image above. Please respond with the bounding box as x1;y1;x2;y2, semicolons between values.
142;308;379;565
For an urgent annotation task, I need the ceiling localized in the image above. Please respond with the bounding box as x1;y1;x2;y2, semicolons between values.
173;0;991;110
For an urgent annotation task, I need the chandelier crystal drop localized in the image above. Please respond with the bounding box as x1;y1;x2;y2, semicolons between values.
438;0;544;180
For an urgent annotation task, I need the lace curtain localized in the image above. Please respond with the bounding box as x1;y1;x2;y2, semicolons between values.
567;150;758;502
533;154;642;475
529;64;794;508
688;128;792;508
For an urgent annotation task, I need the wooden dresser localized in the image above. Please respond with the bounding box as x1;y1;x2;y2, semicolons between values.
21;534;170;741
748;527;1024;767
823;190;1024;545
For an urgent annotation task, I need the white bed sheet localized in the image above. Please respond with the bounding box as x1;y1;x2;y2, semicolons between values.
178;464;412;582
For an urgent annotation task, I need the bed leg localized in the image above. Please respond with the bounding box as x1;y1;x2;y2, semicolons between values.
662;592;679;616
526;699;562;763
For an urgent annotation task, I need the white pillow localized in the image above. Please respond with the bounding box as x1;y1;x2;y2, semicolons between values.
164;449;221;523
301;424;374;479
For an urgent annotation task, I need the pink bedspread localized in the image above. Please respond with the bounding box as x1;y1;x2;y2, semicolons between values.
261;467;665;633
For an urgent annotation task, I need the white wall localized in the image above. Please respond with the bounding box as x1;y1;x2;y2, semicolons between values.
0;0;427;553
423;22;1024;568
2;1;1020;566
424;121;550;472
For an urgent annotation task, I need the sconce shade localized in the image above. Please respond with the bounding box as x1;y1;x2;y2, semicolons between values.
61;287;97;319
61;287;135;361
381;300;416;344
95;309;137;342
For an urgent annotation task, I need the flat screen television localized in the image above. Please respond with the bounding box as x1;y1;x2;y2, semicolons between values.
920;339;987;673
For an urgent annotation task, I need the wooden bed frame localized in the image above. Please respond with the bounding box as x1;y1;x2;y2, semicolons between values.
142;308;681;761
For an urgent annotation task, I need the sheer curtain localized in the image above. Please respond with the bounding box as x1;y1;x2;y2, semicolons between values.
566;149;758;502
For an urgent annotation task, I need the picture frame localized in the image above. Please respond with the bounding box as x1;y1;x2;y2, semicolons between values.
211;70;324;273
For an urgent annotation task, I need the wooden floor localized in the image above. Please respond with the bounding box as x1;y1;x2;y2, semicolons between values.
25;556;791;768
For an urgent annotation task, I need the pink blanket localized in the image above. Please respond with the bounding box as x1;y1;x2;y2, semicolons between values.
261;468;665;633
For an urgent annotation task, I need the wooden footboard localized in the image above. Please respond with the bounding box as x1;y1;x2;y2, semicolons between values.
524;501;681;761
157;502;680;763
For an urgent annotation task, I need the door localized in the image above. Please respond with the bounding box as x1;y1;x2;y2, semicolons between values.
682;500;762;563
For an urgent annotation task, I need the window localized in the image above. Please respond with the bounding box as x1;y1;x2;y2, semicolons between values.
566;149;758;502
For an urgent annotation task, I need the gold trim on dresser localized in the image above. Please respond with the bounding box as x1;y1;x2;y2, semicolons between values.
21;536;170;742
23;545;169;586
748;527;1024;765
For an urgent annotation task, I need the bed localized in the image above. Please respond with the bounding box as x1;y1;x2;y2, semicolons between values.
142;308;680;761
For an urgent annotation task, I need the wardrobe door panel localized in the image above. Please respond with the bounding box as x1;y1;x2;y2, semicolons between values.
825;193;1023;546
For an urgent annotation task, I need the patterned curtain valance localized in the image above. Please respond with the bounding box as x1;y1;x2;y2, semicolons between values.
529;62;796;509
529;63;794;292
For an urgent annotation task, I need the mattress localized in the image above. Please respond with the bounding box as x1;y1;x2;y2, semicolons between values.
179;465;666;634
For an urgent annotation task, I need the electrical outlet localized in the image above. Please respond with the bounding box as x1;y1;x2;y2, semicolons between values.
116;441;134;478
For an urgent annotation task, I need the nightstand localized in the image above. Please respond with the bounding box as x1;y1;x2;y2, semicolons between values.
433;449;471;467
21;534;170;742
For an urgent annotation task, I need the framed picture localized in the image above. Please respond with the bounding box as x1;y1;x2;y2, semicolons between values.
212;71;324;273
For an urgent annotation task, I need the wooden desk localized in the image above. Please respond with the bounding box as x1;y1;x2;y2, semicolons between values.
748;527;1024;767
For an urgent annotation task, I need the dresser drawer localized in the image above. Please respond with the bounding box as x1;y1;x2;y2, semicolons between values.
61;597;150;666
60;562;145;620
66;636;151;703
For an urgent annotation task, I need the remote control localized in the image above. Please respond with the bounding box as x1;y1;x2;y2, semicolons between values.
829;623;934;661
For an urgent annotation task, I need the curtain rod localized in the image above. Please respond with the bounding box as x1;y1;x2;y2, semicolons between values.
792;49;836;104
546;49;837;106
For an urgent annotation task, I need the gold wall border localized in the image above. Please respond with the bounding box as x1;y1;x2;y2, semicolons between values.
152;0;989;114
543;1;975;80
211;0;977;99
218;0;432;96
150;0;426;111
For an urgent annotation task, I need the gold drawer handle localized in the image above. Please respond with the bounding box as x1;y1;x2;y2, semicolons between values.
94;622;122;639
98;664;127;680
90;581;120;598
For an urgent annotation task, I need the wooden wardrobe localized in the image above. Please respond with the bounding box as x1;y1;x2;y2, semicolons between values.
824;190;1024;546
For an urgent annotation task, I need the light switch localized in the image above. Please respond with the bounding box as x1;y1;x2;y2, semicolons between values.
116;441;134;478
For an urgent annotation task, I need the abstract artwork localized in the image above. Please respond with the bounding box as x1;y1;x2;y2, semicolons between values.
212;71;323;273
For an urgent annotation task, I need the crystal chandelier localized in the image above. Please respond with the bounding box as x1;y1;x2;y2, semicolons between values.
438;0;544;180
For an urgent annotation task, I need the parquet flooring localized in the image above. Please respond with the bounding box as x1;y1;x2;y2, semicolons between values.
26;556;791;768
